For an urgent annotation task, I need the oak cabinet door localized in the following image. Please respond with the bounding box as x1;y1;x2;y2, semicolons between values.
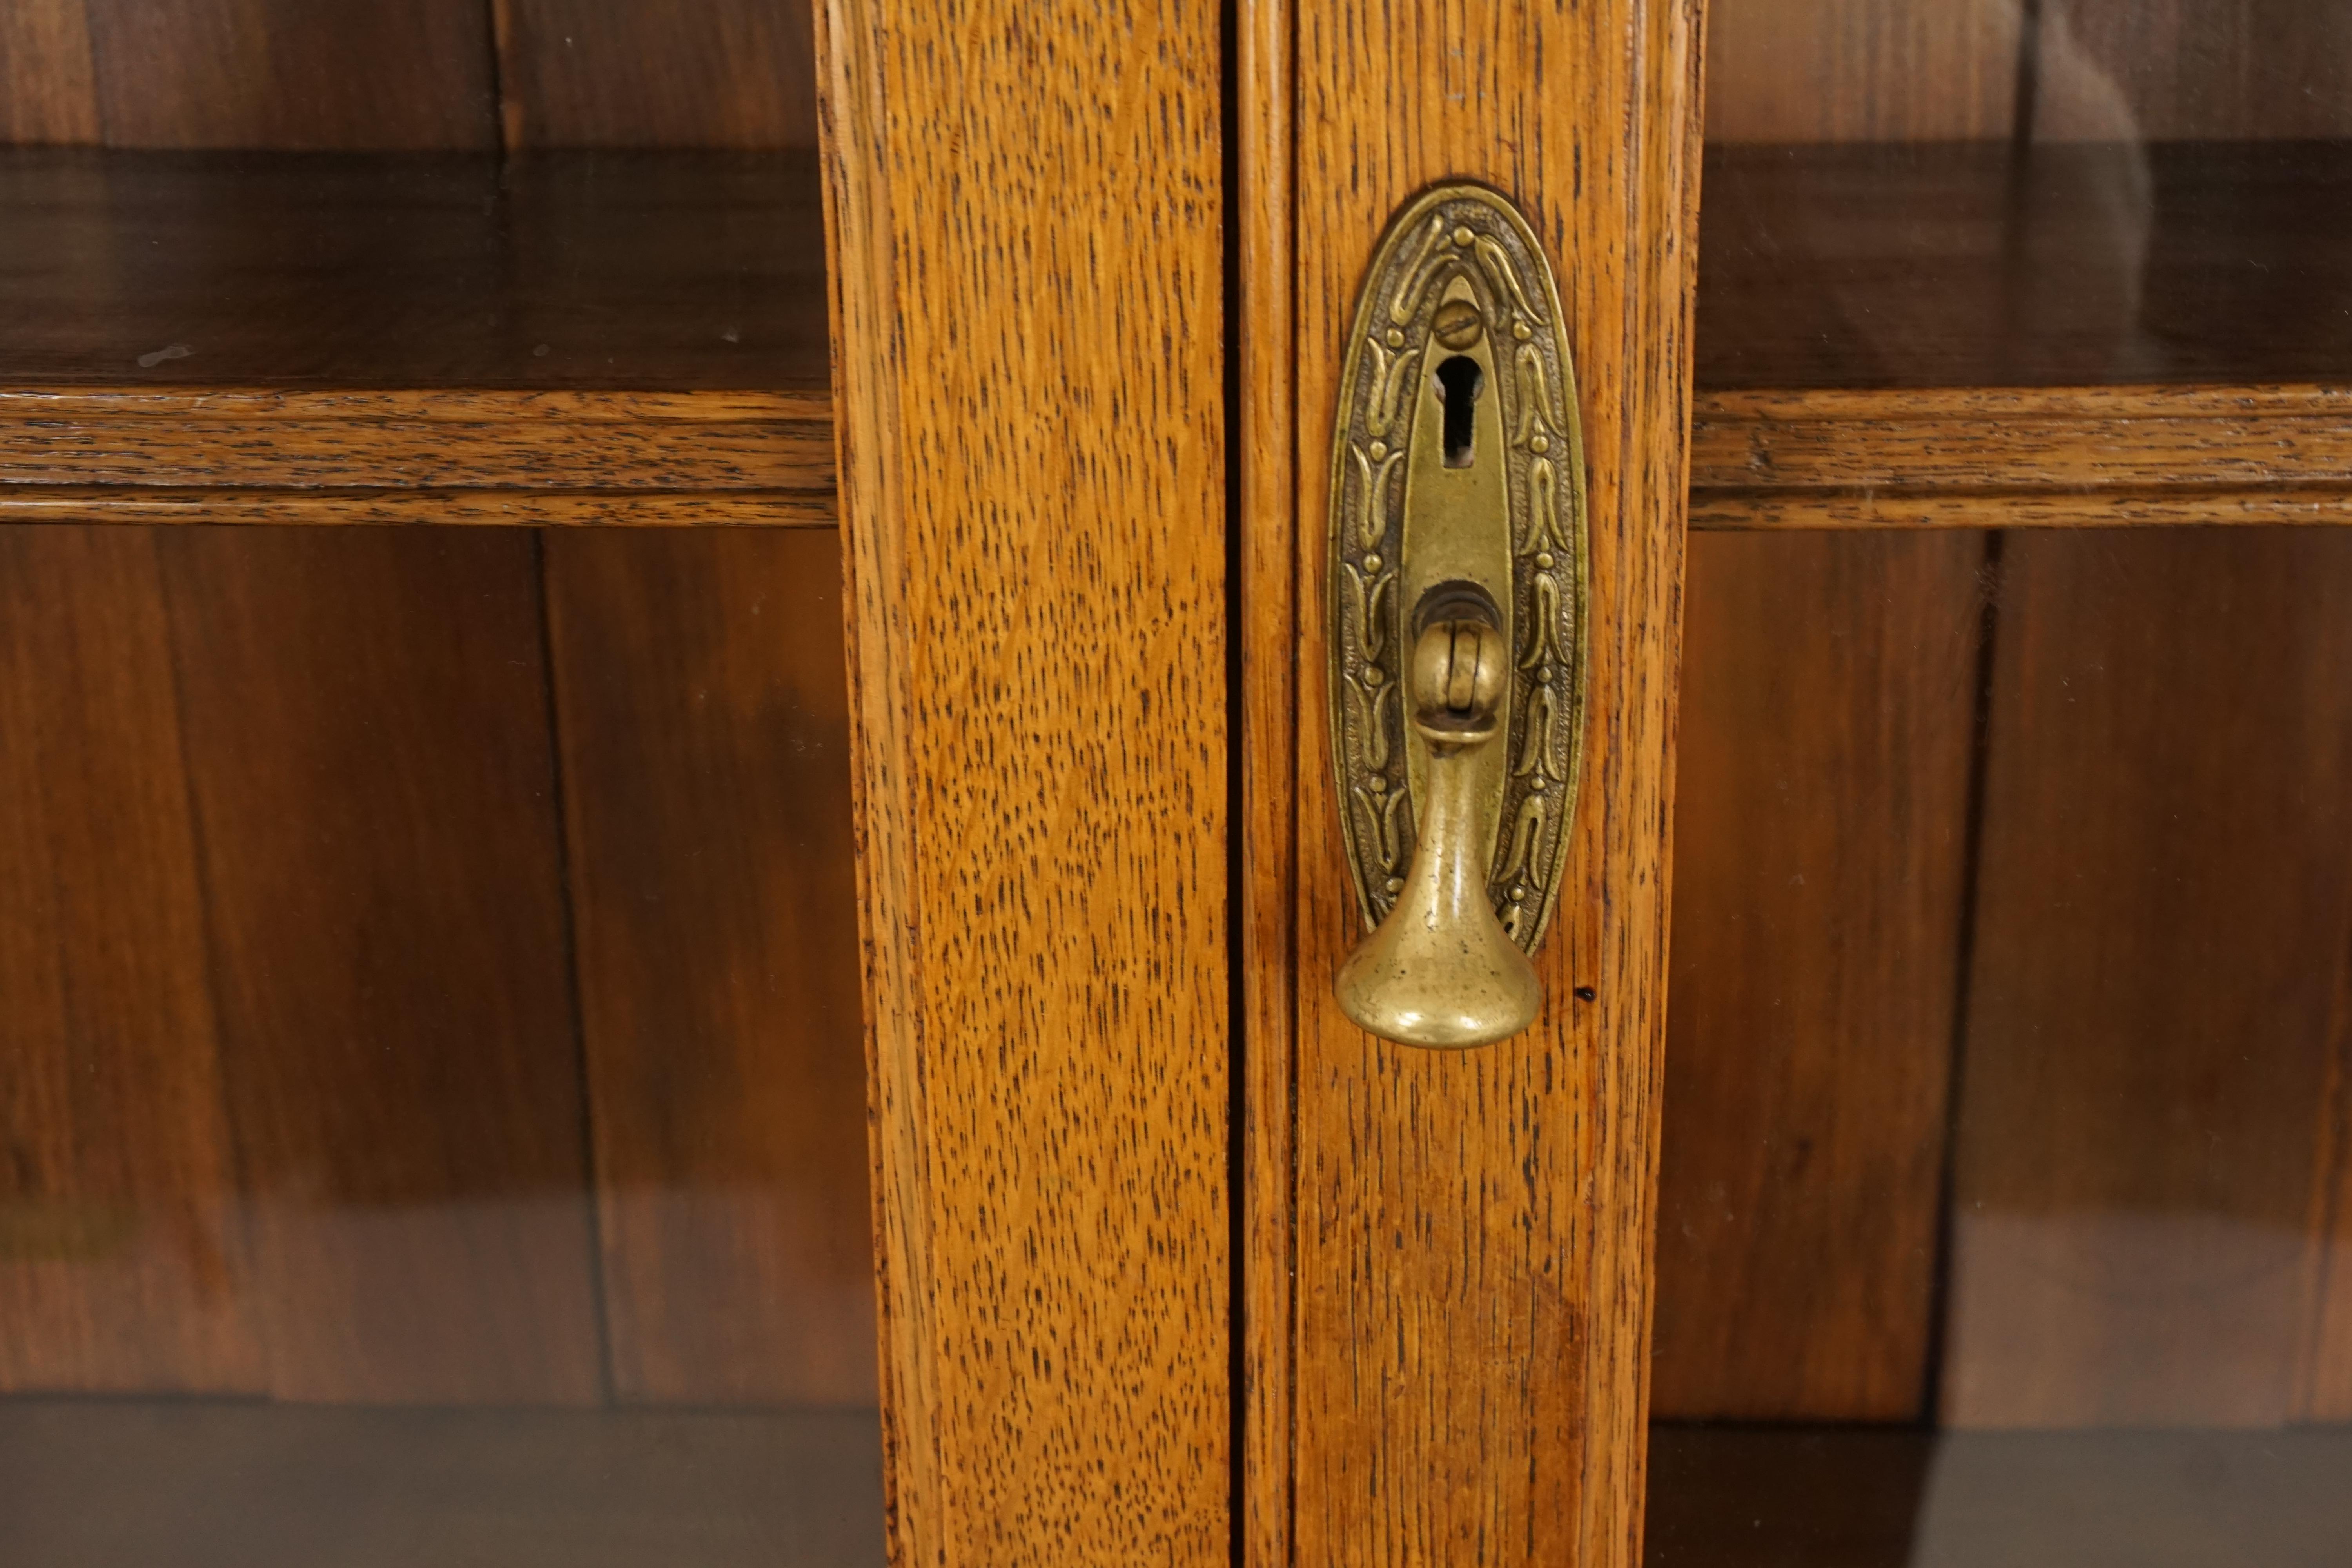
1237;3;1705;1563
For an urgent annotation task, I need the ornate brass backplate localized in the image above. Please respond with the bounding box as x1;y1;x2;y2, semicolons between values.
1328;183;1587;956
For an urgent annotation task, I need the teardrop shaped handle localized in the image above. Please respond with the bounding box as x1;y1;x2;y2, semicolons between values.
1334;612;1542;1048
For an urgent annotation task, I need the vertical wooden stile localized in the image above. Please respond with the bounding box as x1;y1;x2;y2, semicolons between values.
814;0;1232;1560
1240;1;1708;1560
1236;1;1296;1564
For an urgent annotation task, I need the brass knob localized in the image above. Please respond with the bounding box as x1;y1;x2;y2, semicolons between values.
1334;610;1543;1048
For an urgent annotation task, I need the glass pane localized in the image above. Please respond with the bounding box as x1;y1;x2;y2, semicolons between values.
1662;3;2352;1561
1697;0;2352;389
0;8;878;1564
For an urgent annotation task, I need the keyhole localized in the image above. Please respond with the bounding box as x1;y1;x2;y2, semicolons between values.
1436;356;1482;468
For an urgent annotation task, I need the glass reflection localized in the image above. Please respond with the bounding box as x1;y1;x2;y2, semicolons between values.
1668;3;2352;1537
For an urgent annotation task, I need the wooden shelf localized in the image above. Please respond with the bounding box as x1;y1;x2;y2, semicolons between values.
1693;140;2352;529
0;387;835;525
1649;1424;2352;1566
0;151;836;524
0;149;831;392
1698;139;2352;393
14;142;2349;530
1691;382;2352;530
0;1399;881;1567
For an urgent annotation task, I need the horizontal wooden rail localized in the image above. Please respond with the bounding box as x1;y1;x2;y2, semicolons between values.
1692;385;2352;530
0;488;834;527
0;388;836;526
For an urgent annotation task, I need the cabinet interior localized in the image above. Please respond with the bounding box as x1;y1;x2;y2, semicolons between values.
1657;3;2352;1563
0;7;880;1564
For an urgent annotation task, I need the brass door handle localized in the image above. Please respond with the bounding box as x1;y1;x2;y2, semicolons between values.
1327;183;1587;1048
1336;602;1541;1046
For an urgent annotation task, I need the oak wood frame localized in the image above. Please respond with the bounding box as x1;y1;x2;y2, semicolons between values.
1692;385;2352;531
0;388;836;526
1240;2;1707;1562
815;0;1231;1561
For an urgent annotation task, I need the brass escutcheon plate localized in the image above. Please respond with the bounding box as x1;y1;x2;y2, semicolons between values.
1328;182;1588;952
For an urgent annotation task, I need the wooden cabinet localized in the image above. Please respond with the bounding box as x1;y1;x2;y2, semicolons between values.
4;3;2349;1564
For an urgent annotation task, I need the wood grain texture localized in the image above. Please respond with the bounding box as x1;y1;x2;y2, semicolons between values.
2312;1004;2352;1418
0;527;260;1393
1652;530;1983;1421
2036;0;2352;142
1691;485;2352;531
1705;0;2019;143
496;152;832;388
495;0;818;149
0;389;830;423
0;489;835;527
1697;141;2352;392
1236;0;1296;1563
545;530;873;1407
1;391;831;492
2;1;823;152
1690;385;2352;530
159;528;604;1405
0;0;98;144
1261;1;1705;1562
815;0;1229;1559
80;0;498;150
0;150;829;391
1945;529;2352;1428
1693;385;2352;492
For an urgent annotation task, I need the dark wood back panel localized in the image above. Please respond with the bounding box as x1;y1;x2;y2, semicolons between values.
2036;0;2352;142
1708;0;2352;145
0;527;261;1395
1654;531;1985;1422
0;0;853;1411
546;529;872;1408
2313;1051;2352;1420
0;0;817;150
1944;530;2352;1428
0;524;875;1407
1665;0;2352;1432
0;2;100;144
1705;0;2021;143
1664;521;2352;1431
494;1;818;149
83;0;499;151
157;528;606;1405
